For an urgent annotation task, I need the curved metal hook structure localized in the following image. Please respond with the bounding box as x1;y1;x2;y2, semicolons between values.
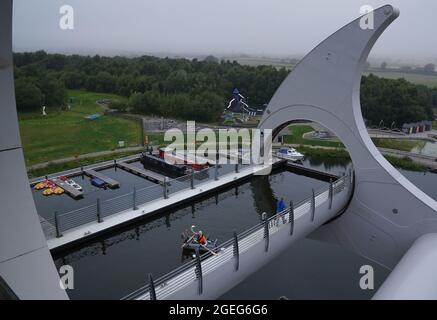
259;5;437;269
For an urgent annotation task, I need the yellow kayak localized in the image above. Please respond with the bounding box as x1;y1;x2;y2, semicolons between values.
34;181;48;190
53;187;64;195
42;188;54;196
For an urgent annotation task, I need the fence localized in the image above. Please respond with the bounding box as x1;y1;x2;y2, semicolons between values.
28;154;141;185
43;163;254;240
122;171;353;300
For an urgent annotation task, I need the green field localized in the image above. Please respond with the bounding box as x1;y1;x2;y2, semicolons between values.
19;90;141;166
365;71;437;88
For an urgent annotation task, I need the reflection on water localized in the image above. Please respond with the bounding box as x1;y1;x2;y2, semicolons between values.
302;156;351;175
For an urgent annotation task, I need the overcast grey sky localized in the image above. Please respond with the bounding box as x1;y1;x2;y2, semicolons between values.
12;0;437;64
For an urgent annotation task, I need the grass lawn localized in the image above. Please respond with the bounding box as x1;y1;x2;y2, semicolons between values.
364;71;437;88
283;125;344;148
371;138;424;152
19;90;141;166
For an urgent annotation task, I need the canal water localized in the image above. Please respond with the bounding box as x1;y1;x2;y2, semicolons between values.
51;165;329;300
222;159;437;300
44;157;437;300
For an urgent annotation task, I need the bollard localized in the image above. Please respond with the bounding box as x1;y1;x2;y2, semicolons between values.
148;273;157;300
163;177;169;199
289;201;294;236
233;231;239;271
262;212;269;252
311;188;315;222
312;188;317;221
194;248;203;295
54;211;62;238
235;163;239;173
329;179;333;209
214;164;219;181
133;186;138;210
191;170;195;189
97;198;103;223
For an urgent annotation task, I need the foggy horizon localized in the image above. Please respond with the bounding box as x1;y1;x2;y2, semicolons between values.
12;0;437;65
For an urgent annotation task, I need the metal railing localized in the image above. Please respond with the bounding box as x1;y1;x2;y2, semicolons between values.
122;171;353;300
43;163;253;239
29;154;141;185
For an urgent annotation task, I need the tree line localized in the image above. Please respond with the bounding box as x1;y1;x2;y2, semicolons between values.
13;51;437;126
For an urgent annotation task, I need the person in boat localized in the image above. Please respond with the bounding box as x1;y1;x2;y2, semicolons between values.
196;231;207;245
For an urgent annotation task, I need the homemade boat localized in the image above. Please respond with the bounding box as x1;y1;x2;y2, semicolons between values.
276;147;304;162
182;237;218;254
181;226;218;254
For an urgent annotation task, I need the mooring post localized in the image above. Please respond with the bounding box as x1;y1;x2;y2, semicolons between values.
133;186;138;210
289;201;294;236
148;273;157;300
97;198;103;223
329;178;333;209
191;170;195;189
163;177;169;199
194;247;203;295
233;230;239;271
310;188;316;222
262;212;269;252
214;164;219;181
54;211;62;238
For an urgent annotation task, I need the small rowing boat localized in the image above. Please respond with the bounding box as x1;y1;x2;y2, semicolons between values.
181;226;218;254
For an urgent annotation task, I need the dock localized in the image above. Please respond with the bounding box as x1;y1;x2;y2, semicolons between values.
83;169;120;188
285;161;339;182
52;178;84;199
116;162;166;184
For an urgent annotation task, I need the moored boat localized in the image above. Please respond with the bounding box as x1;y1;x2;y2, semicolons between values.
276;147;304;162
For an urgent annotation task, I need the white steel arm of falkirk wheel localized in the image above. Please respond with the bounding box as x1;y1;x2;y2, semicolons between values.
258;4;437;299
0;0;68;300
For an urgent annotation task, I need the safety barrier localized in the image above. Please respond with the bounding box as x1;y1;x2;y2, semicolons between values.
42;163;257;239
122;171;353;300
